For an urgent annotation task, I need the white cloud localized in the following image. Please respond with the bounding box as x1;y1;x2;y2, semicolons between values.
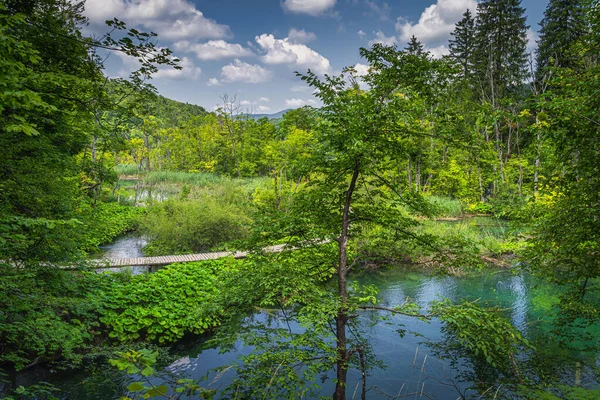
366;1;391;21
396;0;476;44
291;85;311;92
285;98;318;107
282;0;336;16
154;56;201;80
255;33;331;74
207;77;220;86
358;29;366;39
174;40;253;60
259;97;270;102
240;100;252;106
220;59;272;83
83;0;231;40
427;44;449;59
369;30;396;46
526;28;539;53
288;28;317;44
354;63;370;76
257;105;272;112
113;50;200;80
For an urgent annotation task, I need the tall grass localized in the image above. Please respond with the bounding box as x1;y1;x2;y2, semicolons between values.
115;164;139;176
427;195;464;217
143;170;224;186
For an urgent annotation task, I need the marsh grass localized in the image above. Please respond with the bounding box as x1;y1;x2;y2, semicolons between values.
426;195;464;217
114;164;139;176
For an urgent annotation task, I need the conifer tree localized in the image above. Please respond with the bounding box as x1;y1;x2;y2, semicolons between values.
473;0;529;101
449;9;476;81
536;0;586;77
404;35;425;56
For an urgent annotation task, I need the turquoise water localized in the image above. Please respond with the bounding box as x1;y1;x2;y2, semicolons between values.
49;266;598;399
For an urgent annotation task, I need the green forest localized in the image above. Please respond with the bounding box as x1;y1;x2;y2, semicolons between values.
0;0;599;399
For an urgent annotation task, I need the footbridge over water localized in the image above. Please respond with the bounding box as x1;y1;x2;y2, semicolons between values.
87;243;289;269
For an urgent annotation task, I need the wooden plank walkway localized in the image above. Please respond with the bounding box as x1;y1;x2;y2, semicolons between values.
87;244;289;269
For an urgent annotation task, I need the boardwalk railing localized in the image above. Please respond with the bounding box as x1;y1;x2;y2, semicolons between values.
86;244;290;269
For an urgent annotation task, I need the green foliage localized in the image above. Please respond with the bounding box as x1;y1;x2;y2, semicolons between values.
75;202;144;252
0;266;120;370
0;380;60;400
109;349;215;399
99;260;229;343
431;299;532;377
140;198;251;255
426;195;464;217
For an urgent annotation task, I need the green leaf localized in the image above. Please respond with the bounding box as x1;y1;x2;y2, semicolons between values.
126;382;145;392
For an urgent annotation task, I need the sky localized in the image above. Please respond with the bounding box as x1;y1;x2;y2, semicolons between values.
82;0;548;113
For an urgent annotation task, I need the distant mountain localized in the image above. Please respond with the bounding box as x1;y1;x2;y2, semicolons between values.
249;109;293;120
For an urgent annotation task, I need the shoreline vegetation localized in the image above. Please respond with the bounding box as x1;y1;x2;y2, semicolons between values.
2;0;599;398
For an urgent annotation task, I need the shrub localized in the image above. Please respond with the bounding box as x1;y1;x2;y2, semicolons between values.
140;198;251;255
99;260;233;343
0;266;120;370
76;202;145;252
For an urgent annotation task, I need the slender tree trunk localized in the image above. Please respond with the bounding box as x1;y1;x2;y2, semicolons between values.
333;159;361;400
534;116;542;195
407;159;413;189
415;157;421;192
516;125;523;197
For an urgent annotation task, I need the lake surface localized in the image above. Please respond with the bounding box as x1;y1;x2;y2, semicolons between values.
51;265;599;399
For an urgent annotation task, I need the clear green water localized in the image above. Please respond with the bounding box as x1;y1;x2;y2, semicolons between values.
45;266;598;399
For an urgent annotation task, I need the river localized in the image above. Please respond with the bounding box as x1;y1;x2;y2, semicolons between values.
48;261;598;399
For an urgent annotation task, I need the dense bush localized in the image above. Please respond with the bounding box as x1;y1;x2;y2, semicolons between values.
99;260;232;343
140;198;251;255
76;202;144;252
0;266;121;371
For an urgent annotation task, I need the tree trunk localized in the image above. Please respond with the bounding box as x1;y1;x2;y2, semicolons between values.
333;159;361;400
534;118;542;195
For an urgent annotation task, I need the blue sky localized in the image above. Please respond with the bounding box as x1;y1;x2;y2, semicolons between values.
84;0;547;113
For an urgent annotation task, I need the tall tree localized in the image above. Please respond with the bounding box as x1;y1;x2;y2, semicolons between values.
535;0;587;78
404;35;426;56
474;0;529;101
449;9;477;81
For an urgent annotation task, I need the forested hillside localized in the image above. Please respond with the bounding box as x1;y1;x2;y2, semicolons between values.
0;0;599;399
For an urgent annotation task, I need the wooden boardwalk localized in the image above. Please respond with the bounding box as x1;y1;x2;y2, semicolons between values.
87;244;289;269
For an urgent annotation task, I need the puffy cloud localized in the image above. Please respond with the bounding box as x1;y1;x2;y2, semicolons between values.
282;0;336;16
220;59;272;83
353;63;370;76
153;56;201;80
206;77;221;86
396;0;476;44
358;29;366;39
526;28;539;53
257;105;272;112
113;50;200;80
259;97;270;102
427;44;449;59
368;30;396;46
83;0;231;40
240;100;252;106
288;28;317;44
255;33;331;75
174;40;253;60
285;98;318;107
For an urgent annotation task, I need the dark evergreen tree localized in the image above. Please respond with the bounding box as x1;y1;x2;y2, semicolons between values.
536;0;586;77
449;9;476;81
404;35;426;56
473;0;529;101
